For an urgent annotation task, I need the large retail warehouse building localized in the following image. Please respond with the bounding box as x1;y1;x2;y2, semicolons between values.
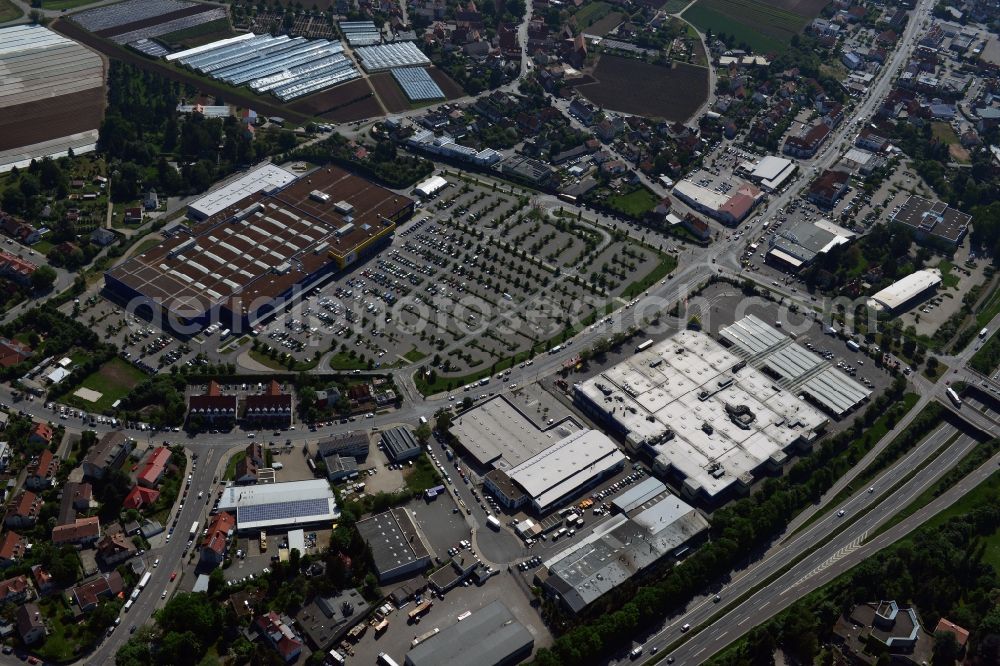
105;164;413;330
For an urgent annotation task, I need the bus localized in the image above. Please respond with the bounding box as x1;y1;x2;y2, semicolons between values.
190;521;199;539
377;653;400;666
946;387;962;408
137;572;152;591
635;339;654;353
408;600;433;622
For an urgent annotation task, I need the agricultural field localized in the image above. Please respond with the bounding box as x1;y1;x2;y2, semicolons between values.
683;0;825;53
370;72;412;114
287;78;383;122
157;18;237;48
574;2;615;29
587;11;625;37
576;55;708;121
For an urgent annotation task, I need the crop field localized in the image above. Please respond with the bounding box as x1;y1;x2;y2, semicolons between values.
0;88;105;152
158;18;236;48
287;78;384;122
683;0;823;52
587;12;624;36
370;72;410;113
576;55;708;121
427;68;465;99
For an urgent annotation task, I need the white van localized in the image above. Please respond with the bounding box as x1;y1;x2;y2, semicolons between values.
124;600;134;612
630;646;643;659
418;416;428;425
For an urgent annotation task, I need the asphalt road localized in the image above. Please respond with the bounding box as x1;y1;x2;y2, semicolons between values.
649;433;995;665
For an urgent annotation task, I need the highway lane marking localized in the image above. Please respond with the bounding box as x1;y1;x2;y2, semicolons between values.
693;648;705;658
759;601;769;609
738;616;750;625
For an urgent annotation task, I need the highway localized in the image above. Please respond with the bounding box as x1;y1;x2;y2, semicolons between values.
648;434;997;665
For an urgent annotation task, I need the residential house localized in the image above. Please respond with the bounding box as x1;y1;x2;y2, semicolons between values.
57;481;93;526
123;207;143;224
123;485;159;510
568;99;597;124
234;457;259;485
96;531;136;567
0;214;40;245
90;228;117;247
188;380;238;428
0;575;32;605
807;169;850;208
243;380;293;428
71;572;123;612
255;610;304;662
0;251;36;285
52;516;101;547
16;602;45;645
144;190;159;211
200;512;236;567
137;447;172;488
933;618;969;652
683;214;712;241
26;449;59;490
0;338;31;368
5;491;41;529
0;532;27;567
0;442;9;473
28;422;52;448
784;123;831;158
83;431;134;480
30;565;55;596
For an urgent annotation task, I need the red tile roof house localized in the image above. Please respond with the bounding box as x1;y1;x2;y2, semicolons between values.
96;531;136;567
200;511;235;567
123;485;160;510
0;338;31;367
0;575;32;605
255;610;304;662
52;516;101;547
243;380;293;427
16;602;45;645
137;447;172;488
71;572;123;612
188;380;238;427
934;618;970;650
30;565;55;596
28;422;53;448
0;531;27;567
25;449;59;490
4;491;41;529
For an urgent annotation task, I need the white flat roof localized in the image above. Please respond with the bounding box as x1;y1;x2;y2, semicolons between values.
576;330;827;499
287;528;305;554
188;163;297;219
868;269;942;311
752;156;793;181
672;179;729;211
508;429;624;509
218;479;339;530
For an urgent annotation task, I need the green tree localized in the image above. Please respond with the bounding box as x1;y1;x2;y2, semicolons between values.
30;265;57;292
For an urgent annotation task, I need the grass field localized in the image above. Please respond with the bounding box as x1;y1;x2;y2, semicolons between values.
0;0;22;22
574;1;614;28
41;0;101;9
74;357;146;412
577;55;708;121
683;0;822;53
931;122;960;145
403;348;428;363
329;351;368;371
622;253;678;298
606;187;660;219
662;0;691;12
158;18;235;48
249;349;319;372
403;453;441;494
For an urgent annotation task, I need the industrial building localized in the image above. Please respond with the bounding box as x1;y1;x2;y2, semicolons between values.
719;315;872;417
413;175;448;198
404;600;535;666
671;179;763;225
867;269;942;313
450;395;585;471
215;479;339;533
405;129;504;168
766;218;856;271
168;34;360;101
354;42;430;72
356;507;432;582
484;430;625;514
574;329;828;503
0;25;105;172
540;492;709;613
392;67;445;101
105;165;413;330
742;155;797;192
186;164;298;221
380;427;421;462
891;195;971;247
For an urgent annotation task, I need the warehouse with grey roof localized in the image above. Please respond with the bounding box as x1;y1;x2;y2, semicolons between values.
540;492;709;613
404;600;534;666
356;507;432;582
